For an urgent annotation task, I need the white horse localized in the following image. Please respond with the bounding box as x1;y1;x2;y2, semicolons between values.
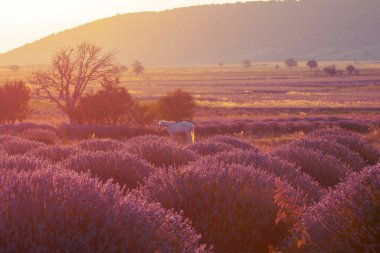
159;120;195;144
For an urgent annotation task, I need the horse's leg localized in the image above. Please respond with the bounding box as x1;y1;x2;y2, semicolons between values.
191;126;195;144
168;130;175;141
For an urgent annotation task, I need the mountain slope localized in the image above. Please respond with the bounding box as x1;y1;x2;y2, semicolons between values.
1;0;380;65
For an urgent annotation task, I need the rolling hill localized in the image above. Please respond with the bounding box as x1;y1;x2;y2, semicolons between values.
1;0;380;65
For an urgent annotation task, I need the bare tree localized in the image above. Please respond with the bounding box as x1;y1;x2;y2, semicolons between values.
31;42;118;123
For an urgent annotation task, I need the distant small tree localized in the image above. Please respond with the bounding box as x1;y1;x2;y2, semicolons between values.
324;65;337;77
285;58;298;70
275;64;280;70
158;89;196;121
73;79;135;125
242;60;251;68
8;65;20;72
132;61;144;76
0;80;31;124
346;65;357;75
219;62;224;67
119;65;128;72
307;60;318;71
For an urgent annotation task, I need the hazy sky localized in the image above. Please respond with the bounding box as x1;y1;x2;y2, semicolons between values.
0;0;252;53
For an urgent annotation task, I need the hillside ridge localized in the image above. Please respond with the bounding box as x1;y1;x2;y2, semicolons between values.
1;0;380;65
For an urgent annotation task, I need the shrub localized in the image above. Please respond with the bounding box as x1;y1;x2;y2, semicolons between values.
1;137;45;155
289;165;380;253
0;169;207;252
323;65;337;76
206;135;258;151
0;123;55;136
131;102;160;125
26;145;75;163
0;134;20;144
286;137;365;171
20;128;58;144
272;146;352;187
57;124;158;140
125;135;198;167
75;138;125;152
140;163;289;252
0;80;31;124
158;89;195;121
0;154;50;172
193;149;323;202
62;151;154;189
73;80;135;125
309;128;380;165
186;141;235;156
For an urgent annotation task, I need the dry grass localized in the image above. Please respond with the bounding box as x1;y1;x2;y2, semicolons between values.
1;61;380;125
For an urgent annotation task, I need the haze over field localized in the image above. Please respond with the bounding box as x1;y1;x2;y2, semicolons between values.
1;0;379;65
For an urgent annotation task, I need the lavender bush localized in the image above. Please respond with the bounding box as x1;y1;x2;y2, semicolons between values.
20;128;58;145
206;135;258;150
285;137;365;171
57;124;159;140
0;134;20;144
289;165;380;253
192;149;323;202
186;141;235;156
0;154;50;172
75;138;125;152
140;163;289;252
26;145;75;163
272;146;352;187
125;135;198;167
309;128;380;165
61;151;154;189
1;137;45;155
0;169;208;252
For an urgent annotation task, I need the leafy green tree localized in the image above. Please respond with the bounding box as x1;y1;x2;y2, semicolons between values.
307;60;318;71
74;79;135;125
0;80;31;124
285;58;298;70
132;102;160;125
346;65;357;75
158;89;196;121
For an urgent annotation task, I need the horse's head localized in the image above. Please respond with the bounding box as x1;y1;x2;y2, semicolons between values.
158;120;165;131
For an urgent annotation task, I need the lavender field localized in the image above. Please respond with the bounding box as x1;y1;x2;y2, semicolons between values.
1;1;380;251
0;125;379;252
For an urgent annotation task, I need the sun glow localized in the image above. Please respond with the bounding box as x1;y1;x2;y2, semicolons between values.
0;0;248;53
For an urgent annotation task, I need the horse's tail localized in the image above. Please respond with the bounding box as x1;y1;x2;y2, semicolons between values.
191;125;195;144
